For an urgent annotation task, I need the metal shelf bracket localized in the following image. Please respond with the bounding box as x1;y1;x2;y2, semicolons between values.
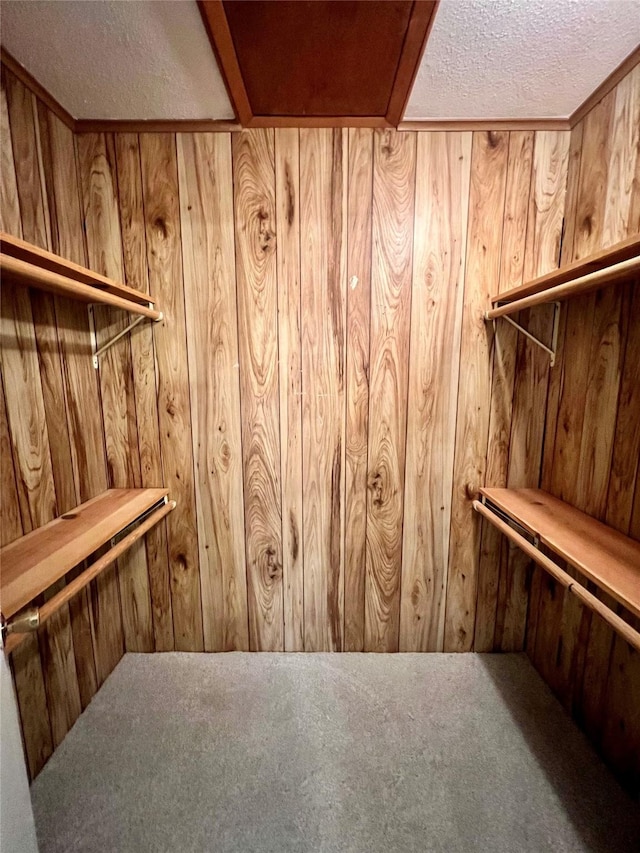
488;301;561;367
88;304;163;369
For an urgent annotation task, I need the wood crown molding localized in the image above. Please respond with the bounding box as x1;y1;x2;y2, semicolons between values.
398;118;572;131
197;0;251;125
385;1;439;126
74;119;241;134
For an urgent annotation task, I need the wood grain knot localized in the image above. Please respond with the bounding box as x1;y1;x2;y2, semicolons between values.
265;547;281;580
285;164;295;226
464;483;477;501
153;217;168;239
289;511;299;562
257;207;275;252
369;471;384;507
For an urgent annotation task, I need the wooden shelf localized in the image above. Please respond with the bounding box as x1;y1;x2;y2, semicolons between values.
0;488;168;619
1;232;161;320
487;234;640;319
480;488;640;619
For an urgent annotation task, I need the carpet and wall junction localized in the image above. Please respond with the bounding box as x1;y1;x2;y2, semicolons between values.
31;653;640;853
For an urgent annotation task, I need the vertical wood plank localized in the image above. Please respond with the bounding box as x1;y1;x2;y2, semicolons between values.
0;67;22;236
364;129;416;653
77;130;148;661
39;110;103;707
178;132;249;652
344;128;373;652
539;122;583;493
602;63;640;246
233;129;284;651
606;284;640;534
275;128;304;651
400;131;470;652
445;130;508;652
0;286;56;781
300;128;347;651
0;371;21;544
115;132;172;652
476;130;533;652
498;131;569;652
140;132;204;651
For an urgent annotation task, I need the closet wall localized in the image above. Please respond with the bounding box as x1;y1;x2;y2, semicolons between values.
2;53;637;786
0;59;570;776
532;66;640;791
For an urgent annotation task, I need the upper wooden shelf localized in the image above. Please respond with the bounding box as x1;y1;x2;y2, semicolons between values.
1;232;161;320
0;488;168;619
480;487;640;619
488;234;640;319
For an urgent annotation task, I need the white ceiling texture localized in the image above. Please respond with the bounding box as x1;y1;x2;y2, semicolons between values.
406;0;640;120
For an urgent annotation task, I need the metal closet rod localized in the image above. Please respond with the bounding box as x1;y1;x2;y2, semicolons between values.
3;499;176;656
473;500;640;653
486;255;640;319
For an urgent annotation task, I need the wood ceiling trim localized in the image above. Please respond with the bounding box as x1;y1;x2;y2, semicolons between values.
197;0;252;125
247;116;392;129
569;43;640;128
1;47;75;130
385;0;439;126
398;118;572;131
75;119;241;133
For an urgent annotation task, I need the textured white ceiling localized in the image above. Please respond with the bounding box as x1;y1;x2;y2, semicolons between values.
406;0;640;120
1;0;234;121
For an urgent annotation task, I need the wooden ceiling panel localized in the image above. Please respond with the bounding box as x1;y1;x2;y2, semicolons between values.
200;0;439;126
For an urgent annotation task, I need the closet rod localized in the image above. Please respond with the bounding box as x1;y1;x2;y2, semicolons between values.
1;253;161;320
473;500;640;653
486;255;640;319
3;499;176;655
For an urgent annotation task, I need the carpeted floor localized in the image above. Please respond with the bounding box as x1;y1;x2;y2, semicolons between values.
30;653;640;853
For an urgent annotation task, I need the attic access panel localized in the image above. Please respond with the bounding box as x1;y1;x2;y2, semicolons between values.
202;0;438;125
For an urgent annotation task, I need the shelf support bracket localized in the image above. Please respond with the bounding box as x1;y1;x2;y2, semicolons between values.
88;304;162;369
489;301;561;367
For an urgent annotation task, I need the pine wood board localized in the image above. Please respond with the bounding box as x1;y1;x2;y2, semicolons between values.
39;108;104;705
445;130;509;652
475;129;533;652
496;131;569;651
77;131;152;660
343;127;373;652
480;488;640;618
300;128;347;652
364;129;415;653
114;132;171;653
233;129;284;651
1;488;168;618
178;131;249;652
275;128;304;651
2;70;73;775
400;131;470;652
140;132;204;652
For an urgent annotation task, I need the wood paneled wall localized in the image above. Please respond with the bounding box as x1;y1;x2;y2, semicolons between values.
1;55;637;790
527;64;640;793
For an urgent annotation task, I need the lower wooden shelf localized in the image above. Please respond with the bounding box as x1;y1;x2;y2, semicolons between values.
1;488;169;621
479;488;640;618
